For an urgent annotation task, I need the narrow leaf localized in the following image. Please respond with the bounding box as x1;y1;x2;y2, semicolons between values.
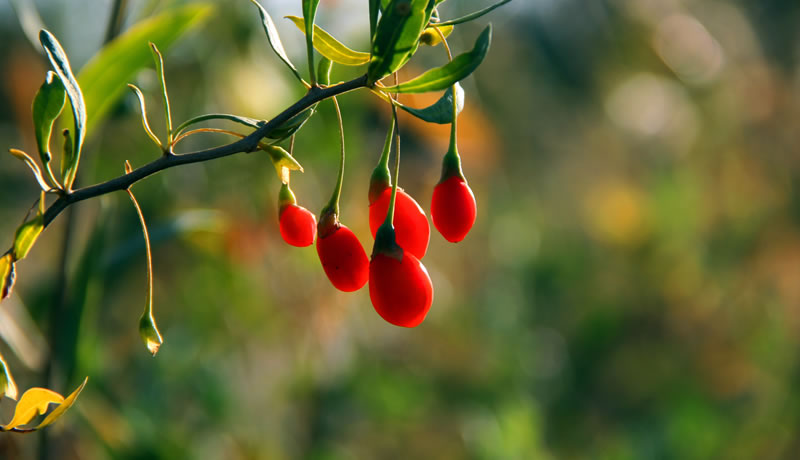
249;0;305;84
382;24;491;93
174;113;263;138
77;4;213;135
318;57;333;86
266;107;316;141
60;130;77;190
0;351;18;400
0;387;64;431
0;254;15;301
9;149;50;191
125;161;163;356
436;0;512;26
127;84;163;149
12;211;44;261
398;82;464;123
369;0;380;40
31;71;65;166
286;16;370;66
39;29;86;190
35;377;88;429
149;43;173;146
302;0;321;83
263;145;304;179
368;0;430;83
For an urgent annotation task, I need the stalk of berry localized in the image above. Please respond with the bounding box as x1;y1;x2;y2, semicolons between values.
369;105;433;327
430;32;477;243
368;118;430;259
278;182;316;247
316;96;369;292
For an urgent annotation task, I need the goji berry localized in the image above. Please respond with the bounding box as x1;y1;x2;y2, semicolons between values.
369;186;429;259
431;175;476;243
369;226;433;327
317;222;369;292
279;204;316;247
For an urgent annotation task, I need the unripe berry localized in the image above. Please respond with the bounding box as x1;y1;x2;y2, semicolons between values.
316;224;369;292
279;204;316;247
431;175;477;243
369;250;433;327
369;187;430;259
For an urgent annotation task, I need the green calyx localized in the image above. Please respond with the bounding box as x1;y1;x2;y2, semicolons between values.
278;183;297;215
369;116;396;204
372;222;403;261
439;146;465;183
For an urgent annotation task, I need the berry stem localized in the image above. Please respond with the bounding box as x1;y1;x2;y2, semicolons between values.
435;27;466;182
323;96;346;217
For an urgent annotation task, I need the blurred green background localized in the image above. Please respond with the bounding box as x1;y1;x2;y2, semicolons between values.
1;0;800;458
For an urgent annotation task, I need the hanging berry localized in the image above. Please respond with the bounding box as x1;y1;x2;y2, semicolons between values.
368;121;429;259
431;172;476;243
278;183;316;247
430;41;477;243
316;95;369;292
369;187;429;259
369;225;433;328
317;215;369;292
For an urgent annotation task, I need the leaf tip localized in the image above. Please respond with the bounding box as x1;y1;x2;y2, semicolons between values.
139;315;163;357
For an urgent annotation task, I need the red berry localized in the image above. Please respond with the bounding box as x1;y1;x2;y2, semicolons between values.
279;204;317;247
431;176;477;243
368;187;430;259
316;224;369;292
369;250;433;327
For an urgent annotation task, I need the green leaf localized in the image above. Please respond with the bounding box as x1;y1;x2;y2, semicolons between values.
174;113;263;138
266;107;316;142
39;29;85;192
127;84;163;149
286;16;370;66
0;254;15;301
302;0;321;83
382;24;491;93
149;43;173;146
31;71;65;167
60;129;77;190
398;82;463;123
369;0;380;40
318;57;333;86
12;210;44;261
435;0;512;26
77;4;213;136
263;145;304;179
0;351;17;400
125;161;163;356
249;0;305;84
368;0;431;84
35;377;88;429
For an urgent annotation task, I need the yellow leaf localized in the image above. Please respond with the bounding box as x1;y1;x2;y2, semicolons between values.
36;377;88;429
1;387;64;431
0;253;15;301
285;16;370;66
0;351;17;400
419;24;454;46
12;213;44;261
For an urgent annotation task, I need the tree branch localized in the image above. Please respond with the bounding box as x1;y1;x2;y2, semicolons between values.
42;74;369;230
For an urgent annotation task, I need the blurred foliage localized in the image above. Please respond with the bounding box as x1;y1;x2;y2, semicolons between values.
1;0;800;458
